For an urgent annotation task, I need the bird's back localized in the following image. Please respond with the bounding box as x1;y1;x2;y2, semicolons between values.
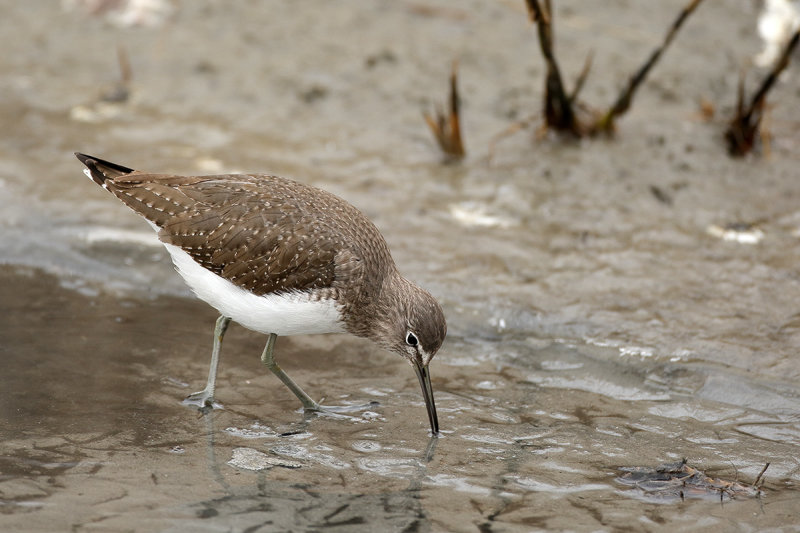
79;154;395;306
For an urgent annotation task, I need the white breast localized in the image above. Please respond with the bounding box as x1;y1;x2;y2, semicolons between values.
162;242;346;336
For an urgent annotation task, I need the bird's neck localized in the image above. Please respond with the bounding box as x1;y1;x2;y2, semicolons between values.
342;268;407;345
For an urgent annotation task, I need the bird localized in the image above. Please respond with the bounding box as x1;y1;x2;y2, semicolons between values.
75;153;446;435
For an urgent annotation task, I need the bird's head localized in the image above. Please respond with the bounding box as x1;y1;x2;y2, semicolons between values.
369;276;447;435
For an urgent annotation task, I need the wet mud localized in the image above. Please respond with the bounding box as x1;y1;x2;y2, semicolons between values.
2;1;800;531
3;266;799;530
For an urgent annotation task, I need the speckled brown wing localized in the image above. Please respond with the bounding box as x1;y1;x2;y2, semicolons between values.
101;172;350;296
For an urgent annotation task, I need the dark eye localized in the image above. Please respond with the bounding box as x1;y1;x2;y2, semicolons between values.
405;332;418;347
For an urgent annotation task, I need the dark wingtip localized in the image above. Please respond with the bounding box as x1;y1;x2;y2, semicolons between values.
76;153;106;187
75;152;136;187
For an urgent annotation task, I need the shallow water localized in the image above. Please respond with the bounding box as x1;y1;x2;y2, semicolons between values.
2;1;800;531
3;267;799;530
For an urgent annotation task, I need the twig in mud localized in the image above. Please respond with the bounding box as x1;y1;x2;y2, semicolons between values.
503;0;703;151
570;52;594;104
753;462;770;487
725;28;800;156
592;0;705;135
424;61;466;160
525;0;583;136
619;458;766;501
489;0;588;158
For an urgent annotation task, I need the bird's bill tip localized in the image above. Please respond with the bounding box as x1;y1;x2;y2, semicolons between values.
414;363;439;435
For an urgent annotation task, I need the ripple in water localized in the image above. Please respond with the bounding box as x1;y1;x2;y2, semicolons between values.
224;423;278;439
352;440;382;453
271;444;351;470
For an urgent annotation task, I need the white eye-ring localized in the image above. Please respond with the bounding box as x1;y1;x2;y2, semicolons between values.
405;331;419;347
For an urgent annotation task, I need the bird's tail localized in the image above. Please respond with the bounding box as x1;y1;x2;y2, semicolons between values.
75;152;135;189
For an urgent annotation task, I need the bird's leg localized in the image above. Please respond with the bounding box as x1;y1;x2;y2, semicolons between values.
183;315;231;409
260;333;321;411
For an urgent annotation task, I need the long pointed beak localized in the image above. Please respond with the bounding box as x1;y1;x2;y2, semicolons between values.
414;362;439;435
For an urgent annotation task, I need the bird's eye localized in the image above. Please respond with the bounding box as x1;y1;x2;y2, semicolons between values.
405;332;418;347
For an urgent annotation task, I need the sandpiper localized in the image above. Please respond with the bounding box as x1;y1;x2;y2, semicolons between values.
76;153;446;434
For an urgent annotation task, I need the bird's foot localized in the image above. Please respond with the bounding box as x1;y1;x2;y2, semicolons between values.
182;390;223;411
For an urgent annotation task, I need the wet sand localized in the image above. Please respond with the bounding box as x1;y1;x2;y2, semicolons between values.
2;0;800;531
